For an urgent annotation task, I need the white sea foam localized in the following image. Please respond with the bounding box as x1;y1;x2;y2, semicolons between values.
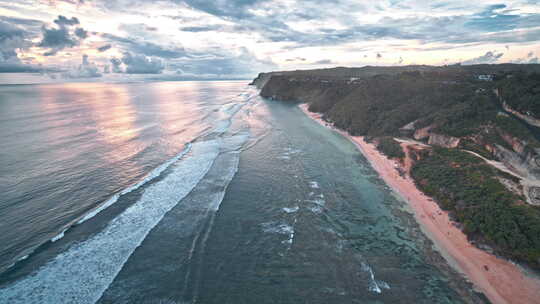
306;198;325;206
283;206;299;213
261;222;294;235
17;255;29;262
309;181;320;189
308;205;323;214
361;262;390;294
261;222;295;247
51;229;67;242
0;139;222;304
211;102;246;134
283;218;297;246
77;143;192;225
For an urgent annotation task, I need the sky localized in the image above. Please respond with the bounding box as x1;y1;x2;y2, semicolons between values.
0;0;539;81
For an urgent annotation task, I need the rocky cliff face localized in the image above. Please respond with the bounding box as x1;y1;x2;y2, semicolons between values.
428;133;461;148
492;143;540;179
250;72;274;89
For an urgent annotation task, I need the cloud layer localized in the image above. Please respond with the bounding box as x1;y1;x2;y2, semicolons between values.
0;0;539;79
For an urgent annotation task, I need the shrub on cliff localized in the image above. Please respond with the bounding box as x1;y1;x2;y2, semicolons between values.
376;137;405;159
411;147;540;268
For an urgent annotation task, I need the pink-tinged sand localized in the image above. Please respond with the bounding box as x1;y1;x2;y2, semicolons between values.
299;104;540;304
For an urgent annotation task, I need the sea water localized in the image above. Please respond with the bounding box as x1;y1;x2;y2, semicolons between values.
0;81;480;303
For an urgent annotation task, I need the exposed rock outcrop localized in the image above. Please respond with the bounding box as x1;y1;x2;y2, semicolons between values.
414;125;433;140
399;120;418;137
428;133;461;148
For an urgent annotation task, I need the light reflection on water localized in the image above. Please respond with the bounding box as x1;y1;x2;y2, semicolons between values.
0;81;248;274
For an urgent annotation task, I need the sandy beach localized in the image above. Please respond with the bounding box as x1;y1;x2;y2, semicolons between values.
300;104;540;304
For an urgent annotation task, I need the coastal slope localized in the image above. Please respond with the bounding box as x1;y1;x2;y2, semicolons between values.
253;65;540;304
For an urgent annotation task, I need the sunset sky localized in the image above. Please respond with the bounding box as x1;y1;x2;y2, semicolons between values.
0;0;539;80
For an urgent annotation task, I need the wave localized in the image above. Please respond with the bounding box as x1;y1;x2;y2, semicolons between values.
77;143;191;225
360;262;390;294
283;206;299;213
0;139;221;304
1;143;193;274
50;229;67;243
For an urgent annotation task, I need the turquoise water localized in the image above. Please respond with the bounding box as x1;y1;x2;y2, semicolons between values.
0;82;481;303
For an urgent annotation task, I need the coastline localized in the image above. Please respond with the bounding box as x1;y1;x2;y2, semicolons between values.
299;103;540;304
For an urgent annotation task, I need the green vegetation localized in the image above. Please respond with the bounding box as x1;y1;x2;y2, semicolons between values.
375;137;405;159
494;115;540;148
258;65;540;268
411;148;540;267
499;73;540;118
433;94;499;138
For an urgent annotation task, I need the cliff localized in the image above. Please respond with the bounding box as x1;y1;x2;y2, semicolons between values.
253;65;540;269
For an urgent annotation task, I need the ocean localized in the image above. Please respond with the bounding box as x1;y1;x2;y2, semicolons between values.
0;81;479;303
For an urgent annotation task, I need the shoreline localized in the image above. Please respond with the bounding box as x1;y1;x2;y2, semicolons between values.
299;103;540;304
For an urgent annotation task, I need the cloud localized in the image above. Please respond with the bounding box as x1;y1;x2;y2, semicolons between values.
39;27;78;55
181;0;269;18
121;52;164;74
62;54;102;78
0;20;41;72
169;47;275;77
461;51;504;65
314;59;333;64
3;0;540;78
102;34;187;58
285;57;306;62
179;25;223;32
110;57;123;73
38;15;89;56
54;15;79;26
75;28;88;39
464;4;519;31
118;23;159;35
97;44;112;52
